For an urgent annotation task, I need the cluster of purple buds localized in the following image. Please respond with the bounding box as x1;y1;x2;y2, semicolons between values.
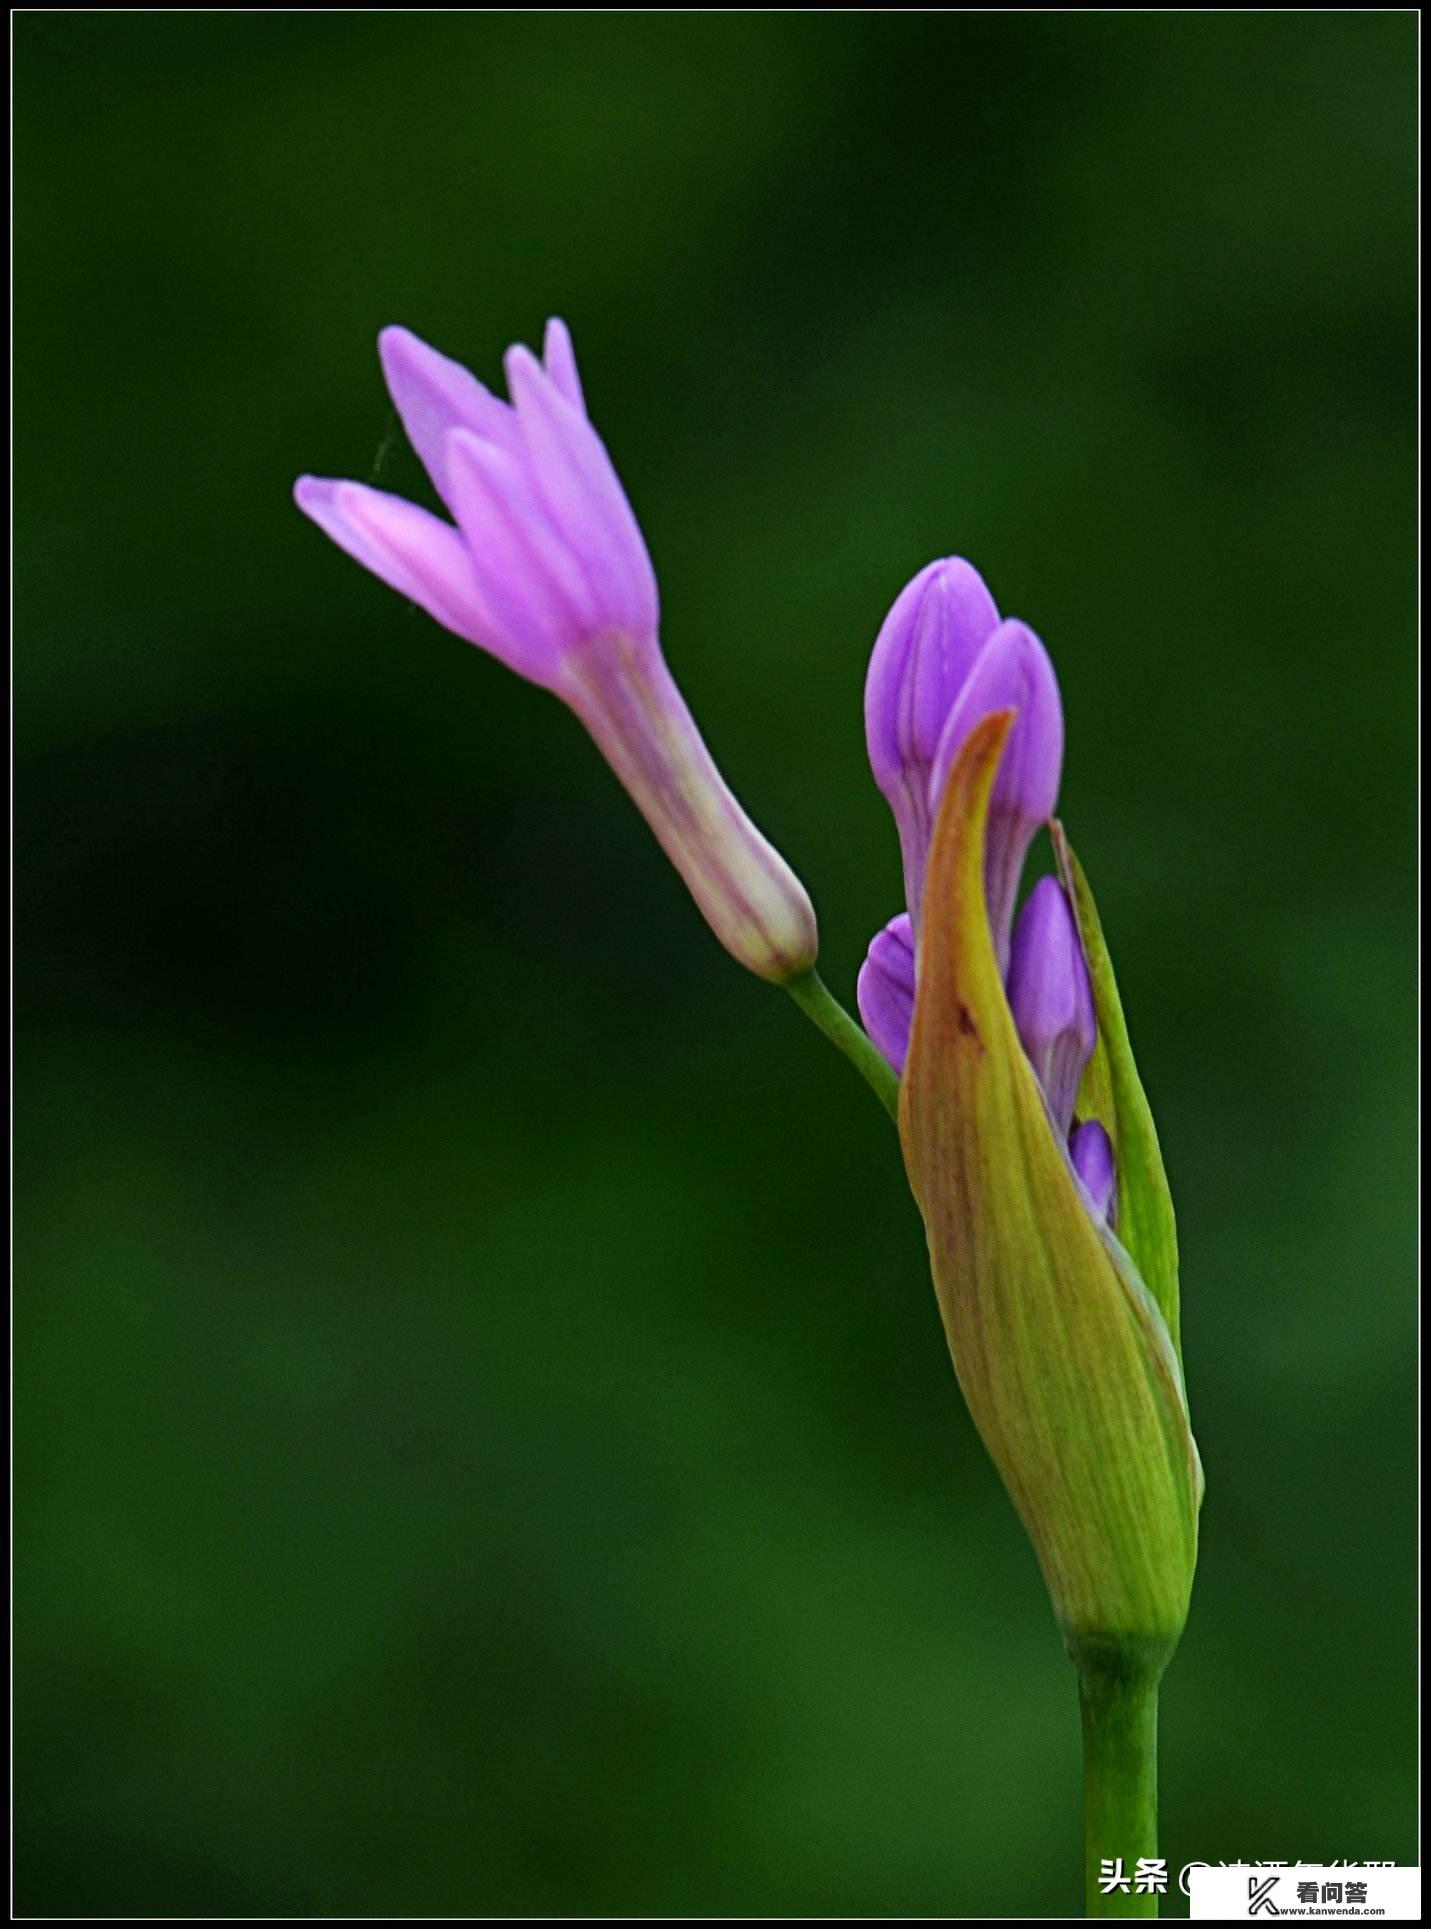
857;560;1114;1224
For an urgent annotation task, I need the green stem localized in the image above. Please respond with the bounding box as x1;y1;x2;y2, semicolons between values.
783;969;900;1122
1076;1650;1164;1918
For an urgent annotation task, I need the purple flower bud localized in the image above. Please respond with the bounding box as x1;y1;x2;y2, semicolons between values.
1069;1119;1116;1226
864;560;1002;928
857;913;916;1074
296;322;817;983
1005;875;1095;1136
928;620;1063;971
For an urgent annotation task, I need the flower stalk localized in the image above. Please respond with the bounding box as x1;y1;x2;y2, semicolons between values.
1075;1642;1169;1919
784;970;901;1121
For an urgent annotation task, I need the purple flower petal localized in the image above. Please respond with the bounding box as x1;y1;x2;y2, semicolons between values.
864;558;1001;926
377;325;522;509
1005;875;1095;1136
928;619;1063;970
542;316;586;416
445;429;599;683
857;912;916;1074
504;344;659;646
293;476;496;647
1070;1118;1116;1225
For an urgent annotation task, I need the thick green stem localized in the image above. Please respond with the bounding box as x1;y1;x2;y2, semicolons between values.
784;969;900;1122
1076;1651;1164;1918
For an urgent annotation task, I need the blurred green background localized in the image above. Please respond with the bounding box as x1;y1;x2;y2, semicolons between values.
16;13;1416;1919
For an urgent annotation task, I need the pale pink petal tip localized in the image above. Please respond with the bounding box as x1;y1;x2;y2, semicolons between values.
542;316;586;414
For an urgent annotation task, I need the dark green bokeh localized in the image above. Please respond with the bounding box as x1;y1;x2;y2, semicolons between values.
16;14;1415;1918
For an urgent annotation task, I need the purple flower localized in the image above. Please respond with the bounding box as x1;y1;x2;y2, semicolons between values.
856;913;916;1076
295;321;817;983
1005;875;1096;1137
926;619;1063;974
1069;1120;1116;1226
864;559;1002;929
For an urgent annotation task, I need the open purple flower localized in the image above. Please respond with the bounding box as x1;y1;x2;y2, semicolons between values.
295;321;818;983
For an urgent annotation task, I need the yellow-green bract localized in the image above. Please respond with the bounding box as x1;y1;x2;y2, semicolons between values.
899;711;1202;1652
